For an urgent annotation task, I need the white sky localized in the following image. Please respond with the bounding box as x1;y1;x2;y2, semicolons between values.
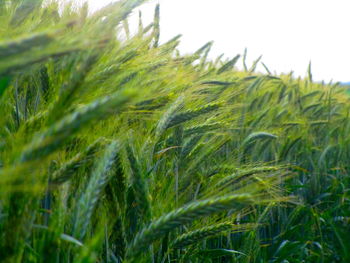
86;0;350;82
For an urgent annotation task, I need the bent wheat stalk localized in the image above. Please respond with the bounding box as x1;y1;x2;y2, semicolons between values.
126;194;257;259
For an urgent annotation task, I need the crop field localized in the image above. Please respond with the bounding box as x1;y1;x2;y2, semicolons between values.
0;1;349;262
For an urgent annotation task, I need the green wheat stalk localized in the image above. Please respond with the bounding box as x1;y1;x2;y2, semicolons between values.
73;141;119;240
20;89;135;162
126;193;257;259
171;222;256;248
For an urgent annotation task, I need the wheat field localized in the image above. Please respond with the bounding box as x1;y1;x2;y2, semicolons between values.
0;1;349;262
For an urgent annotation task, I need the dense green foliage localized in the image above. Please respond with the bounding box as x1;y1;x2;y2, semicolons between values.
0;1;349;262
